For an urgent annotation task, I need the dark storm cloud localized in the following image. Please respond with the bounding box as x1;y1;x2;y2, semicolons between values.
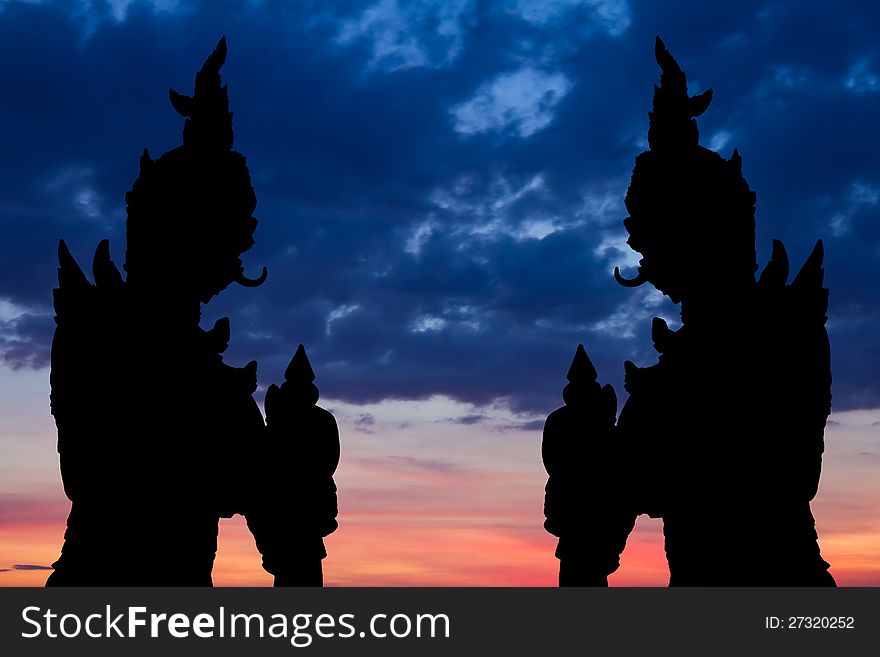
0;310;53;369
448;414;488;425
0;0;878;414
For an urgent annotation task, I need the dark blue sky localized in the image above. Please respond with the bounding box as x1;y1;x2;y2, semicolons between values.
0;0;878;414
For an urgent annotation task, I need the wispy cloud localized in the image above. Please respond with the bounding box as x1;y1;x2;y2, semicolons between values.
844;58;880;94
829;180;879;236
510;0;631;36
336;0;474;73
0;298;53;370
451;67;572;138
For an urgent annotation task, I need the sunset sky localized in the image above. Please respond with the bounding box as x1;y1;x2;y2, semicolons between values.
1;0;879;586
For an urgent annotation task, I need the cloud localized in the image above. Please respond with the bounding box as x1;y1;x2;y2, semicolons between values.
585;0;631;36
844;58;880;94
1;0;879;589
336;0;474;73
325;303;362;336
354;455;468;480
447;413;487;425
707;129;732;152
829;181;879;236
510;0;631;36
499;418;545;432
45;165;106;222
0;0;878;415
590;287;671;339
12;564;53;570
352;412;377;434
0;0;188;40
105;1;182;22
451;67;572;138
0;299;53;370
421;172;585;246
354;412;376;426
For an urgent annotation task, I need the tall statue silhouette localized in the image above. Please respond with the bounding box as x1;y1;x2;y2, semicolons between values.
543;38;835;586
46;38;340;586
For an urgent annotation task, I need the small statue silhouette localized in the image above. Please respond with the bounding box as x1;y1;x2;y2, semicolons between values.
246;345;341;586
46;38;340;586
543;346;633;586
543;38;835;586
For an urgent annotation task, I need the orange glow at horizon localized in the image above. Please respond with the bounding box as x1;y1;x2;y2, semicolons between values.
3;499;879;587
2;394;879;587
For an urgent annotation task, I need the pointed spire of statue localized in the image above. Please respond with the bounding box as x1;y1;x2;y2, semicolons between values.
616;37;757;295
792;240;825;290
58;240;90;289
758;239;790;288
285;344;316;384
566;344;598;384
124;36;267;296
169;35;234;152
92;240;124;288
647;36;713;153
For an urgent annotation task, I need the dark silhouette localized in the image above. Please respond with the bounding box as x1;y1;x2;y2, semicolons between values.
46;38;340;586
543;346;634;586
543;38;835;586
246;345;340;586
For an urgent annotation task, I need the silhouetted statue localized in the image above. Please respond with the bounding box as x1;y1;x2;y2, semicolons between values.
543;346;633;586
543;38;835;586
246;345;341;586
46;38;340;586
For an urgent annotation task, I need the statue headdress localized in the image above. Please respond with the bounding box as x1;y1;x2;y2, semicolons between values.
615;37;757;301
124;37;267;303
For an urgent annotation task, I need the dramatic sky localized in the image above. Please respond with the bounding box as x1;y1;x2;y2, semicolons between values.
1;0;878;585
